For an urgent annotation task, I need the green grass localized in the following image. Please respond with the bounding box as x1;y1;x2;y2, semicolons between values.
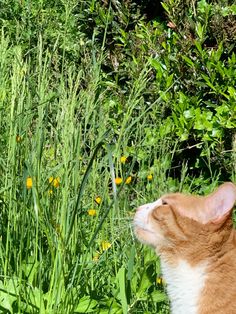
0;27;172;313
0;1;235;313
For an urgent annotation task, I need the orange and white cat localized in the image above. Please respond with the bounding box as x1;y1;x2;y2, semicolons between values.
134;182;236;314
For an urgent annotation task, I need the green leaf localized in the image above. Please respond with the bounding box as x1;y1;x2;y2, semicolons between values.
195;41;203;56
201;74;216;91
166;73;174;88
182;56;195;68
180;132;189;141
75;296;98;313
137;270;152;299
117;267;128;313
127;245;135;281
0;294;14;313
161;2;170;14
228;86;236;98
104;298;123;313
150;290;167;303
0;280;18;314
183;109;194;119
197;0;211;13
22;258;40;285
195;22;205;41
99;309;123;314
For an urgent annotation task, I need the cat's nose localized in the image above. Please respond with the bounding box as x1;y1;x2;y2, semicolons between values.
136;203;154;213
136;204;146;212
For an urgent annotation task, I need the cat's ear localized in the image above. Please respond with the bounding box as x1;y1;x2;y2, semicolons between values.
204;182;236;223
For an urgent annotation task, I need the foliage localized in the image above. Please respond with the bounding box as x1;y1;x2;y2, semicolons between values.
159;0;236;178
0;0;235;313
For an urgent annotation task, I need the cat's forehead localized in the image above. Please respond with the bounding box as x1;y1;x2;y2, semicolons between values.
138;193;198;213
161;193;202;208
141;198;163;211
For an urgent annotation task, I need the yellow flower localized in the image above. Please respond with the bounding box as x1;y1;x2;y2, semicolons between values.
95;196;102;205
53;177;60;188
147;174;153;181
93;252;100;262
156;276;165;285
49;177;60;188
101;241;112;251
87;209;97;216
120;156;128;164
125;176;132;184
48;189;53;195
115;177;123;185
16;135;22;143
26;177;33;189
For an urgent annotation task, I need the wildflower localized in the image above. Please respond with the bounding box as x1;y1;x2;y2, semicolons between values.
93;252;100;262
147;174;153;181
125;176;132;184
26;177;33;189
48;189;53;195
87;209;96;216
115;177;123;185
49;177;60;188
53;177;60;188
156;276;165;285
16;135;22;143
120;156;128;164
95;196;102;205
101;241;112;251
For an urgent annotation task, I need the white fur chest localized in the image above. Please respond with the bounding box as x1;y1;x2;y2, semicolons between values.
161;259;207;314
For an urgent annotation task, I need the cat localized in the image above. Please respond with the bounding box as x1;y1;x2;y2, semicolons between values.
134;182;236;314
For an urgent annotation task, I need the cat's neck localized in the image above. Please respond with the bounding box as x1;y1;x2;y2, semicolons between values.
161;258;207;314
160;225;236;314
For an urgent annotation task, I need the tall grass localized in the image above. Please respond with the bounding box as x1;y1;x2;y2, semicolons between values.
0;1;229;313
0;24;173;312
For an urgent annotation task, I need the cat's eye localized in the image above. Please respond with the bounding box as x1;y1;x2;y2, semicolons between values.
162;199;168;205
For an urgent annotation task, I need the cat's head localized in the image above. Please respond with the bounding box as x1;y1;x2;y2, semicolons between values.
134;182;236;257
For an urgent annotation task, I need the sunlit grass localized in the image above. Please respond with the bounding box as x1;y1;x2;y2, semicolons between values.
0;29;172;313
0;2;230;313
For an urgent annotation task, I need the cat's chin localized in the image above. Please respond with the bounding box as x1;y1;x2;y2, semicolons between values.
134;226;158;247
134;222;168;250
